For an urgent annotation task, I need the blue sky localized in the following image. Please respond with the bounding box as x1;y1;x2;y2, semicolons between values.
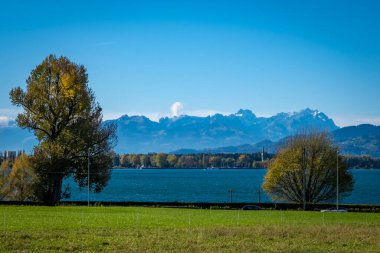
0;0;379;127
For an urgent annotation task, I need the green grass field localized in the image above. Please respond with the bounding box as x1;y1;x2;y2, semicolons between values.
1;206;379;252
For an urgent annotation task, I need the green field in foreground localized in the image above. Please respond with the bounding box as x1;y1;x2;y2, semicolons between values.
1;206;380;252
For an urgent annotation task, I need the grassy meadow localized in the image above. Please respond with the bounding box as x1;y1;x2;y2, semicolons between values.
1;205;380;252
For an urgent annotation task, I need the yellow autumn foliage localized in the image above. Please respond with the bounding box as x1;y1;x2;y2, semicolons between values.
60;72;76;99
263;132;353;204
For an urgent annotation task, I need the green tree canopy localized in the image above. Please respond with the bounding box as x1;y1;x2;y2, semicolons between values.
209;156;221;167
0;159;11;200
166;154;178;167
119;154;129;167
8;154;35;201
10;55;117;203
237;154;250;168
128;154;140;167
151;153;168;168
140;155;150;167
263;132;353;204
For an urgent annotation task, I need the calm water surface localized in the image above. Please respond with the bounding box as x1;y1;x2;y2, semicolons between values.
64;169;380;204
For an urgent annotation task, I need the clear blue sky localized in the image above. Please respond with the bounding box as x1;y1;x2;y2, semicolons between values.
0;0;379;126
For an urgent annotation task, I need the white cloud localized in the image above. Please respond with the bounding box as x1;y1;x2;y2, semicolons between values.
0;116;10;126
0;108;20;126
170;102;184;117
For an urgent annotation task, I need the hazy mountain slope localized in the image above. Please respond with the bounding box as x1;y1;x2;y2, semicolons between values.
171;124;380;157
3;109;378;156
333;124;380;157
109;108;338;153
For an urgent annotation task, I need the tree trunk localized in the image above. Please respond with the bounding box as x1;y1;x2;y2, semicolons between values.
47;175;63;204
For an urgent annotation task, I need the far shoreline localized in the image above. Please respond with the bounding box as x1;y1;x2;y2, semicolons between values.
111;167;380;170
112;167;267;170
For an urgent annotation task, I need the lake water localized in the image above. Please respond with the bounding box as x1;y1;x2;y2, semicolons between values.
64;169;380;204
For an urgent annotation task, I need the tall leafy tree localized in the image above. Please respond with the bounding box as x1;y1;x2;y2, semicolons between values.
209;156;221;167
237;154;249;168
8;154;35;201
119;154;129;167
263;132;353;205
128;154;140;167
10;55;117;203
166;154;178;168
152;153;168;168
139;155;150;167
0;159;11;200
176;155;196;168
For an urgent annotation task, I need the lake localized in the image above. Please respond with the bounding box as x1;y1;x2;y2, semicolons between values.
64;169;380;204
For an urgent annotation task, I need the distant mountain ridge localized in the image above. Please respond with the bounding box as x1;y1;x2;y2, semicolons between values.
109;108;338;153
170;140;278;155
171;125;380;157
333;124;380;157
1;109;379;157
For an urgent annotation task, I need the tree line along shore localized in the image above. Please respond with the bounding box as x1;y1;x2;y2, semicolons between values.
110;152;380;169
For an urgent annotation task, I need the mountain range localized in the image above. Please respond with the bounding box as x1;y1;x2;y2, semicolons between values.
110;108;338;153
1;108;379;157
171;125;380;157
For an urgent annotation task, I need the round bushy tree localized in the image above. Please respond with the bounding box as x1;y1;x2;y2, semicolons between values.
263;132;353;204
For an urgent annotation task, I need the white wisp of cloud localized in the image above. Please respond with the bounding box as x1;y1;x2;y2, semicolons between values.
170;102;184;117
0;116;10;126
